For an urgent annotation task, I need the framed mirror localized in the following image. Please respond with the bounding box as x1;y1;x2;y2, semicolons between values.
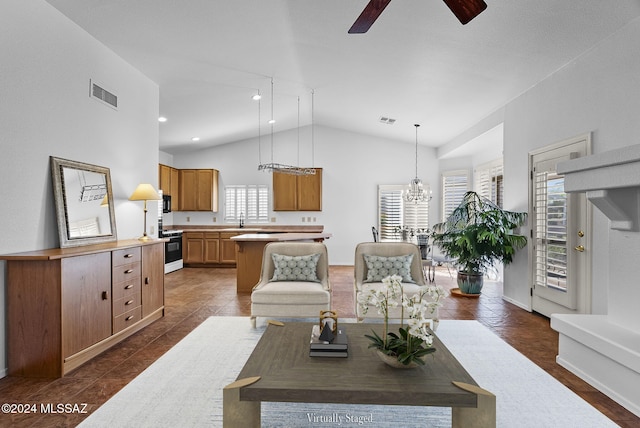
51;156;117;248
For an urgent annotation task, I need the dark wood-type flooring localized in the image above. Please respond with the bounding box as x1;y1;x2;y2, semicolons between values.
0;266;637;427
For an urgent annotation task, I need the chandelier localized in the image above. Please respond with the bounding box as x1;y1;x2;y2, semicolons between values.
405;124;427;203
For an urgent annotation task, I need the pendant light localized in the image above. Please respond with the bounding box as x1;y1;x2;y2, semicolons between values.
405;124;426;203
257;78;315;176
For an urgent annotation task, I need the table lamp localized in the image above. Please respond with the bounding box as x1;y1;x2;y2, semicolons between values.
129;183;161;241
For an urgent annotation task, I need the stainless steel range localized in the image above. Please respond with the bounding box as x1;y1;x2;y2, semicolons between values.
157;190;183;274
160;229;183;273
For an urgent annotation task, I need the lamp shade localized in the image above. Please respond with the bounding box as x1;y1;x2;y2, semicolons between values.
129;183;161;201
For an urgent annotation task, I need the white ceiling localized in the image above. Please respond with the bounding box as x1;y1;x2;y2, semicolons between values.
47;0;640;154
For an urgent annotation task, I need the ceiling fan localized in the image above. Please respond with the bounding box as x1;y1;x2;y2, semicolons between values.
348;0;487;34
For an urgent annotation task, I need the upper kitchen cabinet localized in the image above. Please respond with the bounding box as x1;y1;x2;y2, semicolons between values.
159;164;180;199
179;169;219;212
273;168;322;211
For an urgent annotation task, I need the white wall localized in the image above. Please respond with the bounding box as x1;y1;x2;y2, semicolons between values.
501;16;640;312
0;0;159;377
170;125;440;264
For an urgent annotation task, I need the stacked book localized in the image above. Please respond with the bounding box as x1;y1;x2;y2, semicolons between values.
309;325;348;358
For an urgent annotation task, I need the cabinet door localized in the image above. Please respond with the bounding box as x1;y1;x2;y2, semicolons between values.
170;167;179;205
159;164;171;195
204;233;220;263
184;232;204;263
220;232;239;264
297;168;322;211
273;171;298;211
61;253;112;358
179;169;198;211
179;169;218;212
142;243;164;317
196;169;214;211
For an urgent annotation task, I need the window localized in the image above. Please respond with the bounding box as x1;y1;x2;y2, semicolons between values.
378;185;430;241
474;159;504;207
224;185;269;224
441;170;470;221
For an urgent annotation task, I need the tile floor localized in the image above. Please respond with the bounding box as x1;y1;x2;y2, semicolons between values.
0;266;638;427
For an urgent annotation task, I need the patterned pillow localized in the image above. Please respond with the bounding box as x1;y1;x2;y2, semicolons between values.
271;253;321;282
363;254;414;283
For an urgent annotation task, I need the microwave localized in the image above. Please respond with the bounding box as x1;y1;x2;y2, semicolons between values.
162;194;172;213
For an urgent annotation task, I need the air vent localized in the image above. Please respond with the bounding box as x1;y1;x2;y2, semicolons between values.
90;79;118;110
379;116;396;125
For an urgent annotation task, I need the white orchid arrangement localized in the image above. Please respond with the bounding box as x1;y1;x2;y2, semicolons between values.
359;274;446;366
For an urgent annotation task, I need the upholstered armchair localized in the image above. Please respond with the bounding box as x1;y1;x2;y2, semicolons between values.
354;242;427;320
250;241;331;328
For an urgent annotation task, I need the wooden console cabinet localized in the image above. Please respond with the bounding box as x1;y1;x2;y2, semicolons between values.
0;240;165;378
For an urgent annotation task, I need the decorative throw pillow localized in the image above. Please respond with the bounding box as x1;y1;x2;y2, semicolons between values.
271;253;321;282
363;254;414;283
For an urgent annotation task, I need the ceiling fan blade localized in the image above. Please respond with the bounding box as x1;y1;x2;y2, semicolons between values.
442;0;487;25
348;0;392;34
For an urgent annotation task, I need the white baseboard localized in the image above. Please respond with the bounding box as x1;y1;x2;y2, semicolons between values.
502;294;531;311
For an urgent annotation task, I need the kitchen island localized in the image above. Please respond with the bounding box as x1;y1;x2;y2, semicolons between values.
177;225;323;267
231;232;332;293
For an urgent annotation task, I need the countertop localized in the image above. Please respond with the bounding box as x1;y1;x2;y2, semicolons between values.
0;239;168;260
231;232;332;242
168;225;323;233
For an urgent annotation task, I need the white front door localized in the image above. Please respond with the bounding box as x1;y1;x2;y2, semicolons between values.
529;134;591;317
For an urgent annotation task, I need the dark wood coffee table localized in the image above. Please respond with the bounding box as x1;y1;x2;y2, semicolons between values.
224;322;495;427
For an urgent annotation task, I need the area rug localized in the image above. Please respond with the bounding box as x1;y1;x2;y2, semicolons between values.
79;317;615;427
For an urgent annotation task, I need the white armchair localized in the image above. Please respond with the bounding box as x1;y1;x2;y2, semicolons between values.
354;242;427;320
250;241;331;328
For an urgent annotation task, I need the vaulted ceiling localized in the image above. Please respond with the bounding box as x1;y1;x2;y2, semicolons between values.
47;0;640;154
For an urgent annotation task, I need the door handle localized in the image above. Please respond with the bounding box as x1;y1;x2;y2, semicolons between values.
574;245;585;252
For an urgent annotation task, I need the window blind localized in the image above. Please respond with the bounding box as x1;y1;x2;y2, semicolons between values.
474;159;503;207
441;170;469;221
225;185;268;223
533;171;568;291
378;184;429;241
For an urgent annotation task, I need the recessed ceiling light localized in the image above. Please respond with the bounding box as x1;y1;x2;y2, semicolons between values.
268;119;276;124
191;137;200;142
158;116;167;122
252;93;261;101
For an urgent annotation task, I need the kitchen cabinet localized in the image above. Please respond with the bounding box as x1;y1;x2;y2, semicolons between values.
159;164;180;197
184;232;205;264
273;168;322;211
183;231;221;264
204;232;220;263
159;164;171;193
183;231;240;266
159;164;181;209
179;169;219;212
0;240;165;377
220;232;240;264
170;167;179;202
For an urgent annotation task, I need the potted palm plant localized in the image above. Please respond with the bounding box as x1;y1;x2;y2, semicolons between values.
431;191;528;295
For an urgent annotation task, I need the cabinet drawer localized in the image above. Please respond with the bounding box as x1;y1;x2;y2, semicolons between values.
113;294;141;317
113;306;142;333
112;262;141;284
112;248;141;267
113;277;141;301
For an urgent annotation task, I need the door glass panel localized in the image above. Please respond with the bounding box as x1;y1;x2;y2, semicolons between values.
534;172;567;292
